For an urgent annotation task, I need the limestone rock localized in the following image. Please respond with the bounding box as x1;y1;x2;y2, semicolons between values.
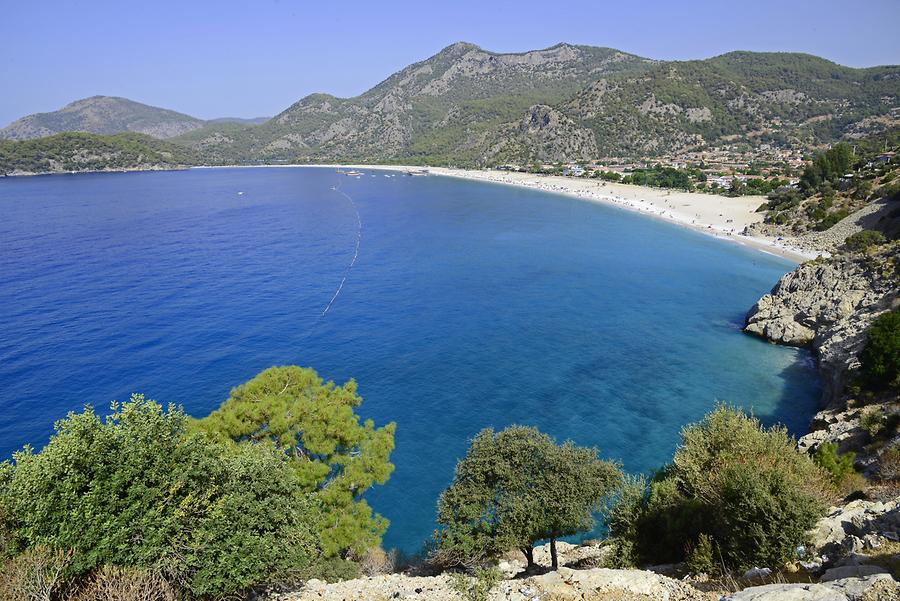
723;574;898;601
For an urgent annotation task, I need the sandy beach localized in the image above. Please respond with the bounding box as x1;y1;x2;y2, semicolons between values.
192;163;823;261
424;167;824;262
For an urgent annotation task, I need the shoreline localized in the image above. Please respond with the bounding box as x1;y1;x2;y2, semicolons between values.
195;163;820;262
4;163;823;262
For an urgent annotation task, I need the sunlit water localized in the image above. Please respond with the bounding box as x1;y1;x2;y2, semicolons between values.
0;167;820;551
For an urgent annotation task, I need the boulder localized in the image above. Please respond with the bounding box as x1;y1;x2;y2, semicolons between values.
820;565;890;581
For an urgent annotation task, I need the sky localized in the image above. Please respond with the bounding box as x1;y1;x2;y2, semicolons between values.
2;0;899;126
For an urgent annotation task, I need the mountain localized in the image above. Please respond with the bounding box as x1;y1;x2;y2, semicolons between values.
175;44;899;166
5;43;900;170
0;96;207;140
0;132;197;175
552;51;900;159
177;42;656;165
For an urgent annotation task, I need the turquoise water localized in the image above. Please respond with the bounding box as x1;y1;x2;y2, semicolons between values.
0;167;819;551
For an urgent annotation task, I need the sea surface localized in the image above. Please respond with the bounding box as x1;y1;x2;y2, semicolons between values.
0;167;820;551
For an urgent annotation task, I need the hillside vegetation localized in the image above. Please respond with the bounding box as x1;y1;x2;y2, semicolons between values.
0;132;198;175
173;44;899;167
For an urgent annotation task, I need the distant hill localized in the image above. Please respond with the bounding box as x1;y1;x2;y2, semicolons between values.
0;132;198;175
0;96;208;140
206;116;270;126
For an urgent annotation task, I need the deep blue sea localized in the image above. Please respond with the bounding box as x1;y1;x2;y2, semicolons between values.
0;167;820;551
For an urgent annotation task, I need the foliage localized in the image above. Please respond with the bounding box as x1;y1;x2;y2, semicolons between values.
449;567;502;601
607;406;828;571
298;557;361;584
812;442;857;487
358;547;396;577
859;310;900;391
845;230;887;252
601;474;647;568
68;565;176;601
814;209;849;231
3;395;318;598
800;143;854;194
860;408;888;438
195;365;396;557
684;533;717;576
0;132;197;175
622;166;695;190
435;426;621;570
0;546;71;601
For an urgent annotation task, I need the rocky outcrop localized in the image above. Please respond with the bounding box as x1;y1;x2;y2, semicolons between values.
744;246;899;411
274;566;898;601
280;567;720;601
722;574;898;601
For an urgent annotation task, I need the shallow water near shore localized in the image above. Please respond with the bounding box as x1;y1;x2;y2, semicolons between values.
0;167;820;551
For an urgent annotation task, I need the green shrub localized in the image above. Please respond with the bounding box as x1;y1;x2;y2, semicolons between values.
814;209;850;231
860;408;888;438
3;395;318;598
299;557;361;583
813;442;857;487
860;310;900;391
845;230;887;252
449;567;502;601
684;534;717;576
608;406;829;571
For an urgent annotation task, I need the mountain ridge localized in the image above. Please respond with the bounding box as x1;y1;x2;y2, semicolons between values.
3;42;899;169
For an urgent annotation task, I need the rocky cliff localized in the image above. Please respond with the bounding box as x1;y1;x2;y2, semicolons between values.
744;244;899;457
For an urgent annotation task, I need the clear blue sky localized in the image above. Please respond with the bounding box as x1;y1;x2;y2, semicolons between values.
2;0;898;126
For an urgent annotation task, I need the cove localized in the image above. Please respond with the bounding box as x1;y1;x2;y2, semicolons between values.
0;167;820;552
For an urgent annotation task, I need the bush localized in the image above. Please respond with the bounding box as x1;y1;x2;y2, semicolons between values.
0;546;70;601
859;310;900;391
845;230;887;252
69;565;176;601
607;406;829;571
684;534;717;576
3;395;318;598
359;547;396;576
814;209;850;231
879;447;900;481
449;567;502;601
860;408;888;438
813;442;857;487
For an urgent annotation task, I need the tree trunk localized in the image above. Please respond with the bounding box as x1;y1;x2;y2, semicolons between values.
550;537;558;570
521;546;534;567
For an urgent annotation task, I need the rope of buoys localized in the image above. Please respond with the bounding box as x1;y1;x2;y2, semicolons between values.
321;181;362;317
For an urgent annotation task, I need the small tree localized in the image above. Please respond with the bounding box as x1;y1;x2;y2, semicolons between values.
435;426;621;570
859;310;900;391
196;366;396;557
